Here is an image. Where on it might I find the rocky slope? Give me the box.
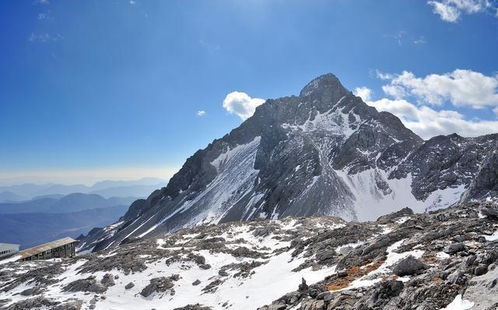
[79,73,498,252]
[1,202,497,309]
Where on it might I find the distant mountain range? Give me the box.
[0,205,129,249]
[0,193,135,214]
[0,178,167,202]
[0,192,141,248]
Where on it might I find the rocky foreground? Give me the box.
[1,202,498,310]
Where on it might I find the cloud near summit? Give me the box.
[223,91,265,120]
[355,69,498,139]
[379,69,498,109]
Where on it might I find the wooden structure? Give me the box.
[0,243,20,259]
[19,237,78,261]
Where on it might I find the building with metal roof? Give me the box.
[19,237,78,261]
[0,243,20,259]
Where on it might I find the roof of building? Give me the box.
[19,237,78,259]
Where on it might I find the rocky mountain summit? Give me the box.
[1,202,497,309]
[78,73,498,253]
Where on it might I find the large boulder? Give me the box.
[392,256,427,276]
[444,243,467,255]
[100,273,115,287]
[371,280,404,304]
[172,305,212,310]
[63,276,107,294]
[140,275,179,297]
[482,207,498,220]
[377,207,414,223]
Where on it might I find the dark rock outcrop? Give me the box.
[392,256,427,276]
[63,276,107,294]
[140,275,179,297]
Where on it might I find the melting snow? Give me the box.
[440,294,474,310]
[436,251,451,260]
[484,231,498,241]
[336,169,466,221]
[344,239,424,291]
[395,216,411,224]
[0,255,21,266]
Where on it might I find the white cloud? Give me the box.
[376,71,394,80]
[368,98,420,121]
[384,31,427,46]
[38,12,50,20]
[363,93,498,139]
[428,0,495,22]
[29,32,62,43]
[222,91,265,120]
[382,84,407,99]
[429,1,461,21]
[129,0,136,4]
[353,87,372,102]
[196,110,206,117]
[364,69,498,138]
[379,69,498,109]
[413,37,427,45]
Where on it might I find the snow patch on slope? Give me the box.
[336,169,466,221]
[0,255,21,266]
[180,136,262,226]
[484,231,498,241]
[0,219,342,310]
[440,294,474,310]
[342,239,424,291]
[211,138,260,172]
[281,106,360,140]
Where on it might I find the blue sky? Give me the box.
[0,0,497,184]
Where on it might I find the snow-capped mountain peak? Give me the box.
[79,73,498,253]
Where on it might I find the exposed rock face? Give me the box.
[463,149,498,201]
[63,276,107,294]
[100,273,115,287]
[392,133,498,202]
[392,256,427,276]
[1,202,497,309]
[74,73,497,252]
[139,275,179,297]
[173,305,212,310]
[376,207,414,224]
[4,297,83,310]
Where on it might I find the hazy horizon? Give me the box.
[0,174,172,187]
